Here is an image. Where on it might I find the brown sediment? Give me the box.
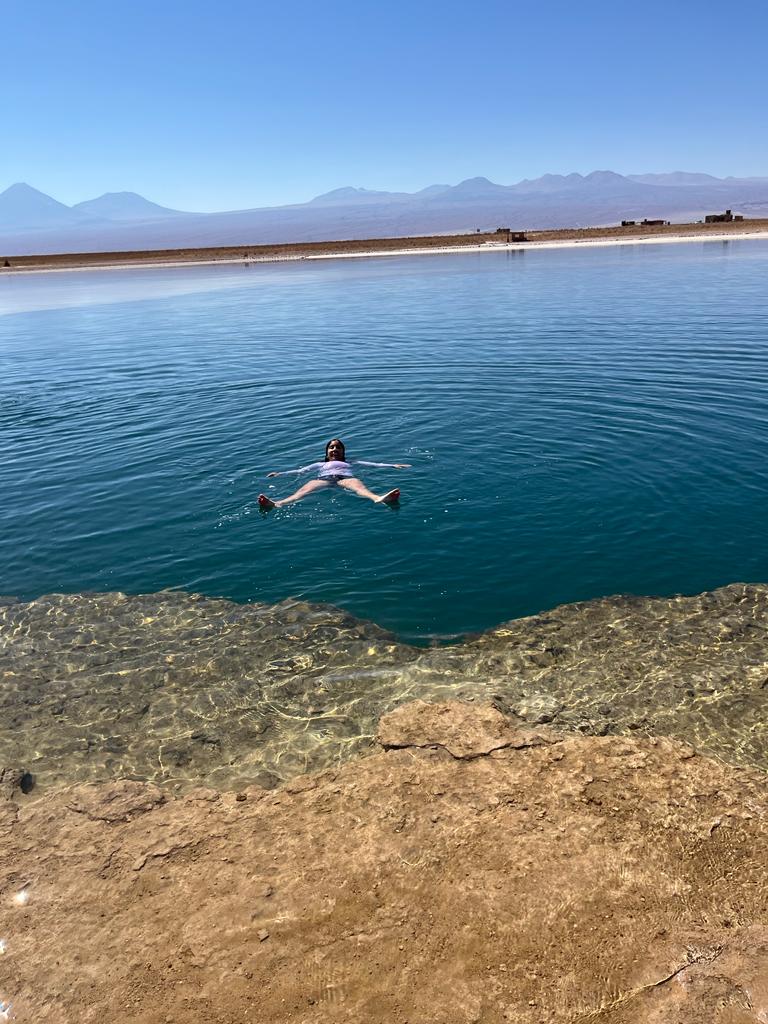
[2,219,768,273]
[1,699,767,1023]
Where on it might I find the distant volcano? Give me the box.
[72,192,186,221]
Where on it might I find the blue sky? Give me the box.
[3,0,767,211]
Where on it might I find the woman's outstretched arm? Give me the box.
[352,460,412,470]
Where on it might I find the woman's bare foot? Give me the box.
[258,493,276,510]
[378,488,400,505]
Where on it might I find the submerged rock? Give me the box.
[0,700,765,1023]
[510,693,564,724]
[0,768,35,799]
[0,583,767,789]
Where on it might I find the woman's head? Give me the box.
[325,438,346,461]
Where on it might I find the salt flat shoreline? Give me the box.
[310,229,768,261]
[3,224,768,276]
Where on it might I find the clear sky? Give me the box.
[3,0,767,211]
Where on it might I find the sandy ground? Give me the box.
[2,220,768,276]
[1,700,767,1024]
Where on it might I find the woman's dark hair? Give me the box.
[324,438,346,461]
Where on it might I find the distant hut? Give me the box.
[495,227,528,242]
[704,209,743,223]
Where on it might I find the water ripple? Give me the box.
[1,240,767,637]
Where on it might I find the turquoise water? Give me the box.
[2,240,767,640]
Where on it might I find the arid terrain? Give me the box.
[2,218,768,273]
[1,700,766,1023]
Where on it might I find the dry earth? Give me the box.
[1,700,766,1023]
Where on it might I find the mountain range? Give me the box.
[2,171,767,256]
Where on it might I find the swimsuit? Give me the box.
[272,459,400,481]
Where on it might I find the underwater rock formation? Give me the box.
[0,700,766,1023]
[1,583,767,788]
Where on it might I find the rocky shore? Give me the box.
[1,699,767,1023]
[2,586,767,1020]
[1,584,766,790]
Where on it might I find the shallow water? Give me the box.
[2,240,768,640]
[1,584,766,789]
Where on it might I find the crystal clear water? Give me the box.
[2,240,767,640]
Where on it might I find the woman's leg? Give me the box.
[338,478,400,504]
[259,479,330,509]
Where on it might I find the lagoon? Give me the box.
[1,239,767,641]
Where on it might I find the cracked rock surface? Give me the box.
[1,700,766,1023]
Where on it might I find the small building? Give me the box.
[495,227,527,242]
[641,218,669,226]
[704,209,743,223]
[621,220,636,227]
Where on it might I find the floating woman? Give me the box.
[258,438,410,509]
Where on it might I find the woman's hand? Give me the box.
[266,472,279,478]
[394,464,411,469]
